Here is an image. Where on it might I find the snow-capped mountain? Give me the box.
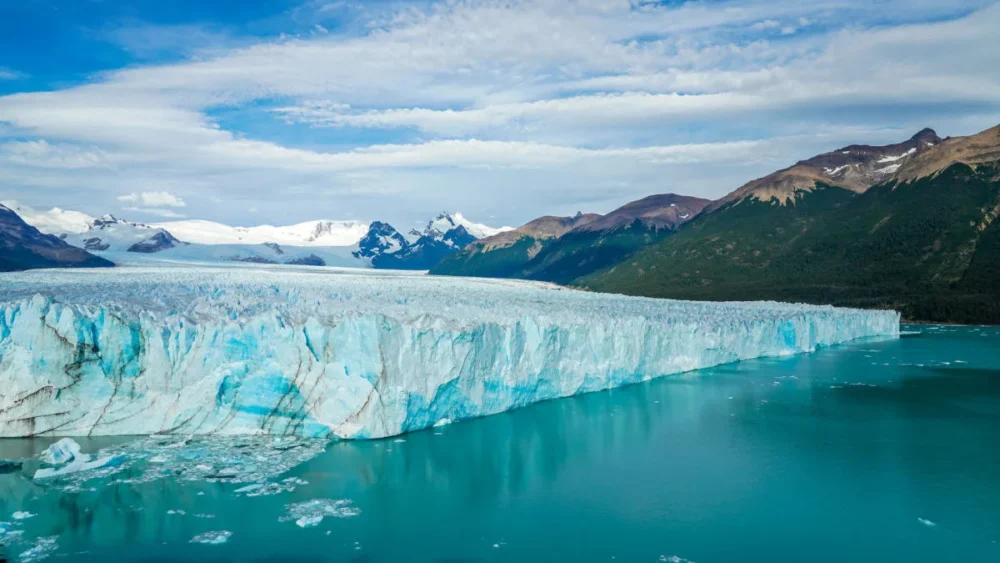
[1,200,96,235]
[70,214,182,253]
[354,212,503,269]
[424,211,512,240]
[7,203,504,270]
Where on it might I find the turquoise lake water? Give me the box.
[1,325,998,562]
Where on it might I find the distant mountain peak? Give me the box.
[910,128,940,143]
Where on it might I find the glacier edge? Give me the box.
[0,266,900,439]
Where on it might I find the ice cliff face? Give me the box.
[0,266,899,439]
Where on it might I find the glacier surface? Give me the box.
[0,265,899,439]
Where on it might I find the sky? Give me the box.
[1,0,999,229]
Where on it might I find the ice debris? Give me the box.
[12,511,35,520]
[19,536,58,562]
[234,477,309,497]
[918,518,937,527]
[280,499,360,528]
[31,435,325,495]
[189,531,232,545]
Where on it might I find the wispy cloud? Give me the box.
[117,191,187,208]
[0,67,22,80]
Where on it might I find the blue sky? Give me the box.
[1,0,999,228]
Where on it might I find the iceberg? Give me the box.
[33,438,125,479]
[0,265,899,439]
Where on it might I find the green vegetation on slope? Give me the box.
[433,221,676,284]
[581,163,1000,324]
[431,236,552,278]
[520,221,673,284]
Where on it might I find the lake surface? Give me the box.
[1,325,997,562]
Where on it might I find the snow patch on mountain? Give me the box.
[877,148,917,163]
[151,219,370,247]
[426,212,513,239]
[0,201,96,235]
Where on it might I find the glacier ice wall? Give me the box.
[0,265,899,439]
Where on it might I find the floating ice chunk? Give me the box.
[296,515,324,528]
[280,499,360,528]
[41,438,83,465]
[0,521,13,535]
[34,453,125,480]
[167,509,186,516]
[35,437,125,480]
[234,476,308,497]
[12,511,35,520]
[918,518,936,527]
[190,531,232,545]
[19,536,58,562]
[433,418,452,427]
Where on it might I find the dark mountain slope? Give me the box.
[0,204,114,272]
[431,213,599,278]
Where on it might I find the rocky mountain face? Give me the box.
[357,213,482,270]
[0,204,113,271]
[432,195,708,282]
[352,221,411,262]
[708,128,943,211]
[126,230,184,253]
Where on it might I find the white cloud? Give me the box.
[0,67,21,80]
[117,191,187,207]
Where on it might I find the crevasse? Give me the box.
[0,266,899,439]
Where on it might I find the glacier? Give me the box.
[0,265,899,439]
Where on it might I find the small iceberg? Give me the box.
[190,530,232,545]
[918,518,937,527]
[279,499,360,528]
[12,511,35,520]
[34,438,125,480]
